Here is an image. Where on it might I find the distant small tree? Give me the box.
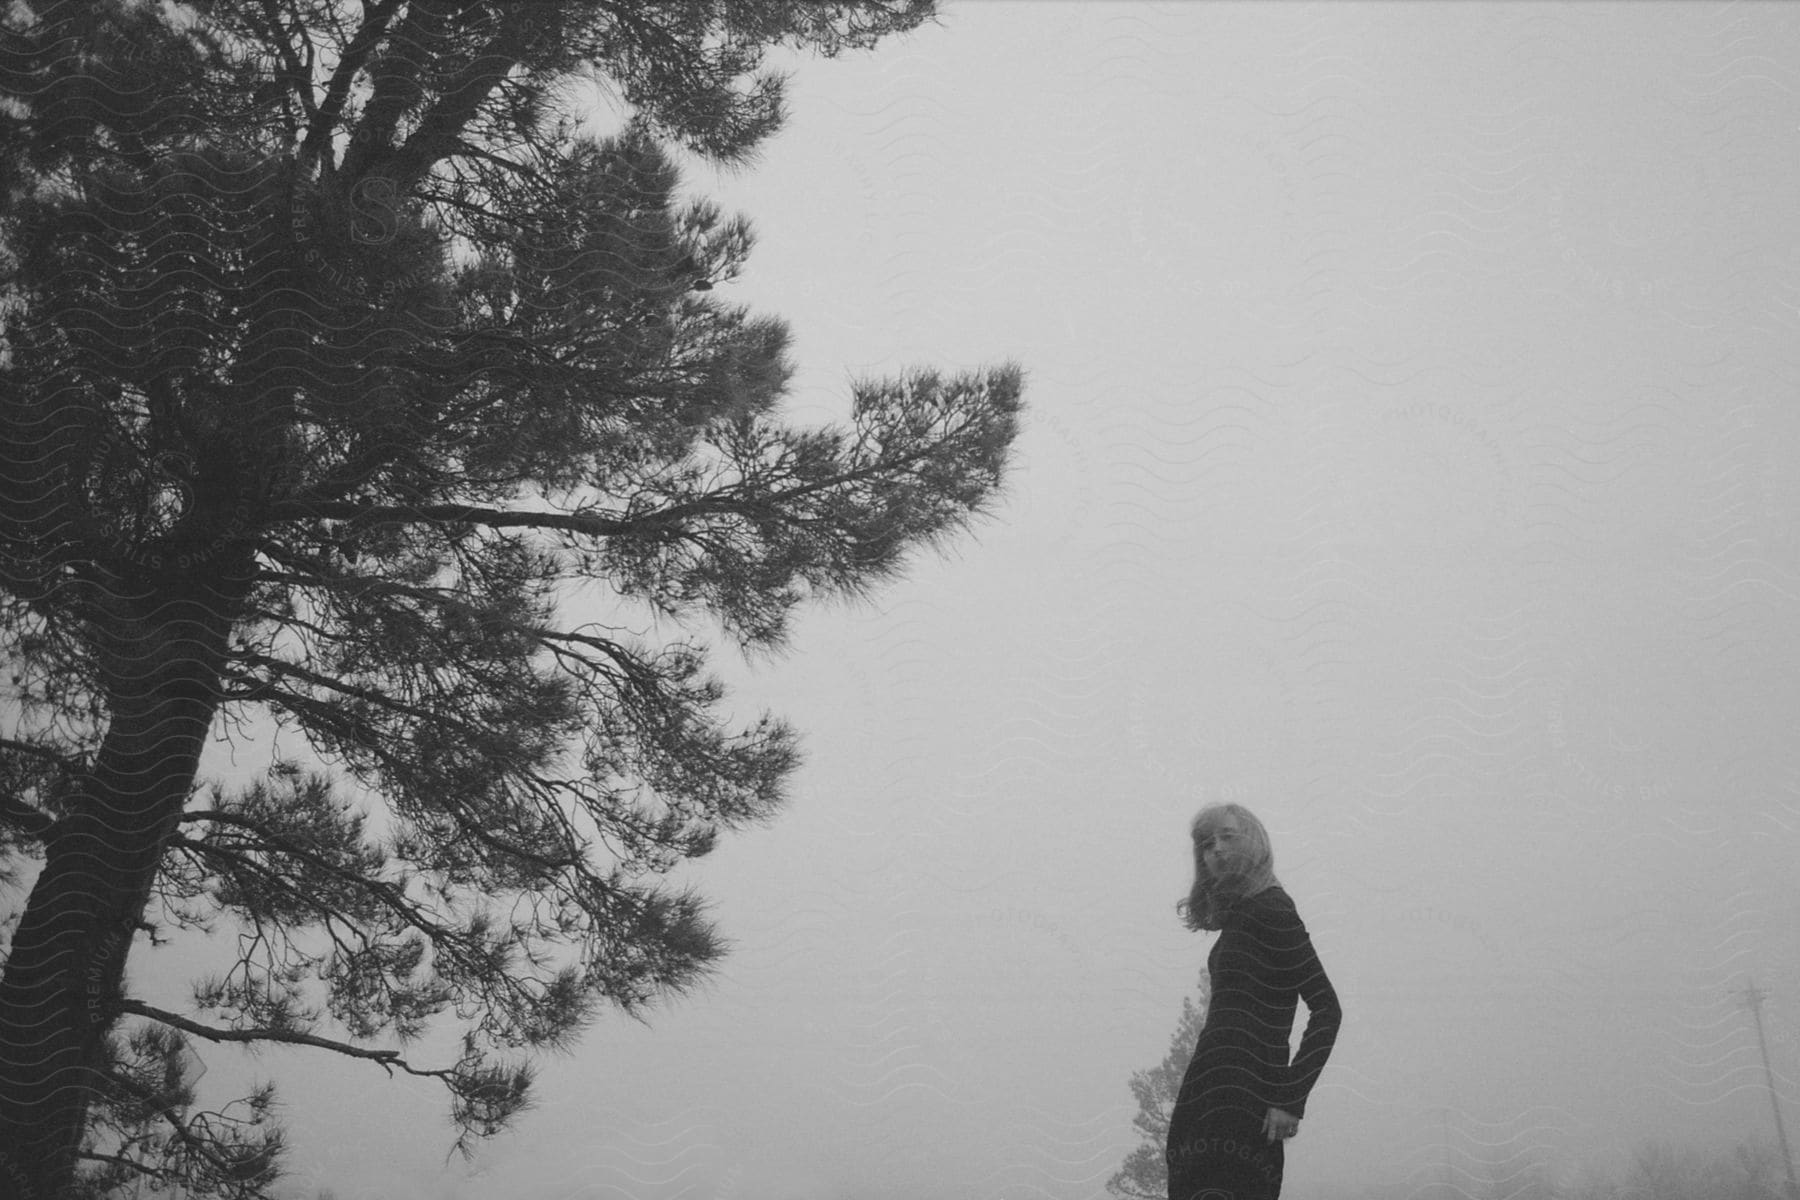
[1476,1147,1559,1200]
[1616,1138,1784,1200]
[1732,1139,1787,1199]
[1629,1139,1709,1200]
[1564,1164,1621,1200]
[1107,974,1209,1200]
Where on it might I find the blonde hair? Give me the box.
[1176,803,1280,931]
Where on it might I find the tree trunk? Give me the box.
[0,583,237,1198]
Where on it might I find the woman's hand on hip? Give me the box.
[1262,1106,1300,1141]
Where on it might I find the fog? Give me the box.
[151,3,1800,1197]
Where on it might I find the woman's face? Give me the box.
[1196,816,1246,877]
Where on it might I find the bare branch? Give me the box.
[119,999,407,1072]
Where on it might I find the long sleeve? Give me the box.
[1271,901,1340,1118]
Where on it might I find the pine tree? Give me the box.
[1108,975,1210,1200]
[0,2,1020,1195]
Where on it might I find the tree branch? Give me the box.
[119,998,407,1071]
[232,647,496,735]
[269,499,634,535]
[300,0,407,170]
[387,27,531,195]
[174,813,447,945]
[0,793,56,840]
[254,0,316,124]
[0,735,89,777]
[0,737,81,839]
[74,1147,178,1182]
[96,1064,249,1176]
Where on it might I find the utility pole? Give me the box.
[1437,1105,1452,1200]
[1739,980,1800,1200]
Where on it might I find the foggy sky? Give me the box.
[148,3,1800,1197]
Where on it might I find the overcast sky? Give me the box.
[147,3,1800,1197]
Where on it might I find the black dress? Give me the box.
[1166,886,1341,1200]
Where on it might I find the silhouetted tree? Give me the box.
[1108,974,1210,1200]
[0,1,1022,1196]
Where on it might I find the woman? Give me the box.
[1166,804,1341,1200]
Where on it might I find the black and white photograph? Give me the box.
[2,3,1799,1198]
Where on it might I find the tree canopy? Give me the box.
[0,1,1020,1195]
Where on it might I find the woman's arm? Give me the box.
[1245,895,1346,1122]
[1265,896,1342,1119]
